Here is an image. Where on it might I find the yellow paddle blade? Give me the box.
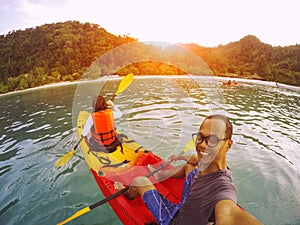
[57,206,90,225]
[115,73,134,96]
[55,149,75,167]
[183,139,195,153]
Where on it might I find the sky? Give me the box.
[0,0,299,47]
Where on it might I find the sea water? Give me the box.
[0,76,299,225]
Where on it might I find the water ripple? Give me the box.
[0,77,299,225]
[0,198,19,217]
[26,124,52,133]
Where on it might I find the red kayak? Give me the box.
[77,110,185,224]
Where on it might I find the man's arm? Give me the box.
[150,164,186,180]
[168,154,198,166]
[150,154,198,180]
[215,200,263,225]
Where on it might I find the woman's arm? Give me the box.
[107,100,122,119]
[82,116,93,137]
[112,105,122,119]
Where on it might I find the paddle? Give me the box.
[111,73,134,101]
[55,73,134,167]
[56,139,195,225]
[54,136,84,167]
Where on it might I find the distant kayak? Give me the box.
[77,110,185,224]
[222,80,239,86]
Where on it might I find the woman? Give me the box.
[82,95,122,153]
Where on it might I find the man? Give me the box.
[118,114,263,225]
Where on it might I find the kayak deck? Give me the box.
[77,111,185,224]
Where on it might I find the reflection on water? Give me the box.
[0,76,299,225]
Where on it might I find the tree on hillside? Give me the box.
[0,24,299,94]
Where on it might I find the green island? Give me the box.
[0,21,299,94]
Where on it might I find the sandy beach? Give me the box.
[1,75,298,98]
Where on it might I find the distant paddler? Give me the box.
[222,80,239,86]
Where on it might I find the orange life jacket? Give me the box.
[90,109,116,146]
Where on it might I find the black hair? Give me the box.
[204,114,233,139]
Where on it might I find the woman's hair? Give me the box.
[92,95,107,112]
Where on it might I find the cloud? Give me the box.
[0,0,27,33]
[0,0,69,33]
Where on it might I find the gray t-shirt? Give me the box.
[171,169,237,225]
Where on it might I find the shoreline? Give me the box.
[1,75,299,97]
[0,81,81,97]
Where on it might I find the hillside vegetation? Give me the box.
[182,36,300,85]
[0,21,299,93]
[0,21,136,93]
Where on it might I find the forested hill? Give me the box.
[0,21,136,93]
[0,21,299,94]
[181,35,300,86]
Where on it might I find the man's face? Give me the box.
[195,118,231,166]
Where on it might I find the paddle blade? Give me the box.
[57,206,90,225]
[55,149,75,167]
[115,73,134,96]
[183,139,195,153]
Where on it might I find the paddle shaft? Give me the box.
[74,136,84,150]
[91,150,185,209]
[90,186,129,210]
[57,160,171,224]
[57,148,190,224]
[110,94,117,102]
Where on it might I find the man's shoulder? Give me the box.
[185,168,198,180]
